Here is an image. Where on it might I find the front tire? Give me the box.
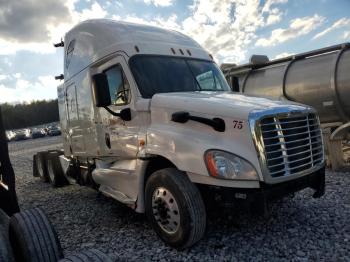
[145,168,206,249]
[59,249,113,262]
[9,208,63,262]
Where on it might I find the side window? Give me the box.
[196,70,224,91]
[66,85,78,121]
[196,71,215,90]
[104,65,131,106]
[65,39,75,69]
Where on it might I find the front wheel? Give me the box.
[145,168,206,249]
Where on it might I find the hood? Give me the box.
[151,91,309,120]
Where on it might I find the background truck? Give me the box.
[35,19,325,249]
[221,43,350,170]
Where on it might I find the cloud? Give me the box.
[0,0,289,62]
[0,0,71,43]
[182,0,292,62]
[0,75,58,103]
[262,0,287,25]
[274,52,294,59]
[256,15,325,47]
[0,75,8,81]
[313,18,350,40]
[144,0,175,7]
[262,0,288,13]
[116,0,288,63]
[265,8,283,25]
[119,13,181,31]
[75,2,108,20]
[0,1,108,55]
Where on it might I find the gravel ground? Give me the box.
[8,136,350,261]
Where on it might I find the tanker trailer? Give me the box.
[222,43,350,169]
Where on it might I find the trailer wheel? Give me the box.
[9,208,63,262]
[36,152,49,182]
[0,209,14,262]
[59,249,113,262]
[145,168,206,249]
[47,152,69,187]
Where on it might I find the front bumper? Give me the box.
[234,165,325,202]
[202,165,325,211]
[259,165,325,200]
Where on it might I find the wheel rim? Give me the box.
[152,187,180,234]
[36,157,44,178]
[47,160,55,183]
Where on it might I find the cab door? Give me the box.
[98,56,139,158]
[66,83,85,155]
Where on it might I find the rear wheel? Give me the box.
[35,152,49,182]
[9,208,63,262]
[47,151,69,187]
[59,249,113,262]
[145,168,206,249]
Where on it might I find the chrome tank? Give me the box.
[223,43,350,124]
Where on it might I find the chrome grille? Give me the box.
[260,113,323,178]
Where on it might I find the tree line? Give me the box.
[0,100,59,130]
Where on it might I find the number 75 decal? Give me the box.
[233,120,243,129]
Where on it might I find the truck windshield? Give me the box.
[129,56,230,98]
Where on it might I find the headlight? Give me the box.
[204,150,258,180]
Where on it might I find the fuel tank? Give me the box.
[222,43,350,125]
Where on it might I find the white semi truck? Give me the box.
[35,19,326,249]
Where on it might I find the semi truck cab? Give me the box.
[54,19,325,249]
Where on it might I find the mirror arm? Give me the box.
[103,107,132,121]
[103,106,121,117]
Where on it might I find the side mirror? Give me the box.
[92,73,111,107]
[119,108,132,121]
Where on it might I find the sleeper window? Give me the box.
[104,65,131,106]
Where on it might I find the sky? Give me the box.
[0,0,349,104]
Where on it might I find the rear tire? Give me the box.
[36,152,49,182]
[9,208,63,262]
[59,249,113,262]
[33,154,40,177]
[145,168,206,249]
[47,151,69,187]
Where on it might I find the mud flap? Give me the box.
[310,166,326,198]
